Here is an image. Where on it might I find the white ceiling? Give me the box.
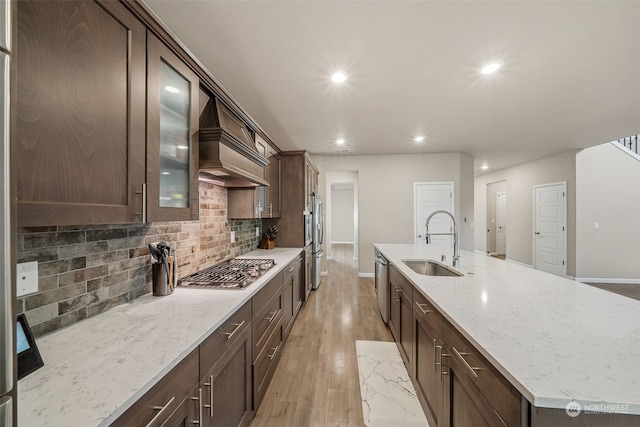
[144,0,640,174]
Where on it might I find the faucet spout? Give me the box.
[425,210,460,268]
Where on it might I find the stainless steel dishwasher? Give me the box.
[374,250,389,323]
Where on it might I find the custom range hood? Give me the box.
[199,98,269,187]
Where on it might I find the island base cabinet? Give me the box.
[200,325,253,427]
[414,319,443,427]
[443,365,501,427]
[530,407,640,427]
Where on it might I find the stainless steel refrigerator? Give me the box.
[312,193,323,289]
[1,0,15,425]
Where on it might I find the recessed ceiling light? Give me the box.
[331,72,347,83]
[164,85,180,93]
[481,164,489,170]
[481,62,502,75]
[336,138,345,145]
[414,136,425,143]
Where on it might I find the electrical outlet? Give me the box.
[17,261,39,297]
[256,227,260,237]
[230,231,236,243]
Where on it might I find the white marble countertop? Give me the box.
[17,247,302,427]
[375,243,640,416]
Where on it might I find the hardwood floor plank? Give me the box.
[251,244,392,426]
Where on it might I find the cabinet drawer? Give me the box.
[253,290,283,361]
[113,348,199,427]
[253,321,283,409]
[282,257,300,283]
[390,264,412,297]
[252,270,283,318]
[444,322,521,427]
[200,301,251,375]
[414,291,444,338]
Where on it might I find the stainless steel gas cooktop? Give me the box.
[178,258,275,289]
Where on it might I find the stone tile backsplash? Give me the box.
[17,182,261,337]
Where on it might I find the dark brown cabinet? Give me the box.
[113,349,200,427]
[15,0,147,226]
[15,0,200,226]
[414,292,445,427]
[389,265,413,368]
[199,301,253,427]
[255,135,281,218]
[283,254,303,339]
[146,33,199,222]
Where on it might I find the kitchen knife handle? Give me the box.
[225,320,245,341]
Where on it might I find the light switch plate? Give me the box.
[17,261,39,297]
[256,227,260,237]
[230,231,236,243]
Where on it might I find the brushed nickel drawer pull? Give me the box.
[146,396,175,427]
[493,409,508,427]
[225,320,245,340]
[416,301,432,315]
[433,338,438,371]
[203,375,214,417]
[267,344,280,360]
[452,346,481,378]
[190,387,202,425]
[440,350,450,380]
[266,309,279,323]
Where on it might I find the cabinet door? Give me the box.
[265,146,281,218]
[388,282,400,342]
[292,256,303,317]
[162,385,200,427]
[147,33,199,222]
[201,325,253,427]
[282,270,294,339]
[399,286,413,368]
[415,314,443,427]
[228,188,261,219]
[443,362,501,427]
[16,0,146,226]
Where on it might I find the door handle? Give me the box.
[534,232,540,235]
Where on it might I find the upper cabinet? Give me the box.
[146,33,199,222]
[15,0,147,227]
[14,1,201,226]
[255,134,281,218]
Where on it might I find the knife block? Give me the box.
[259,237,275,250]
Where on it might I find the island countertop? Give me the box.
[17,247,303,427]
[375,243,640,416]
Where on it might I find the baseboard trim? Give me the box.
[359,272,374,278]
[505,259,533,268]
[331,241,354,245]
[575,277,640,285]
[474,250,489,255]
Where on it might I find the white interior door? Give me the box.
[496,192,507,255]
[534,182,566,276]
[414,182,454,247]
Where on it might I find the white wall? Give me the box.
[319,153,473,275]
[331,186,355,243]
[576,143,640,282]
[474,150,577,276]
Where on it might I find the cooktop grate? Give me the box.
[178,258,276,289]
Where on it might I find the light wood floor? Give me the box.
[583,282,640,301]
[250,244,392,427]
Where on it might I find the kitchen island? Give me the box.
[375,243,640,425]
[17,248,302,427]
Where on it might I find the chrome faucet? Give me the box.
[425,210,460,268]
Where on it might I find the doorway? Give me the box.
[413,182,454,247]
[485,181,507,256]
[533,181,567,277]
[326,171,359,261]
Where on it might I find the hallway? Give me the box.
[251,244,392,426]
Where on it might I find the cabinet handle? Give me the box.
[440,350,450,380]
[267,344,280,360]
[395,287,401,302]
[433,338,438,372]
[266,309,280,323]
[135,183,147,223]
[416,301,432,315]
[268,203,273,217]
[452,347,482,378]
[146,396,175,427]
[203,375,214,418]
[190,387,203,425]
[225,320,245,341]
[493,409,509,427]
[288,266,295,273]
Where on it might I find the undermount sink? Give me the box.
[402,259,464,277]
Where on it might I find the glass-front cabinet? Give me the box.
[147,33,199,221]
